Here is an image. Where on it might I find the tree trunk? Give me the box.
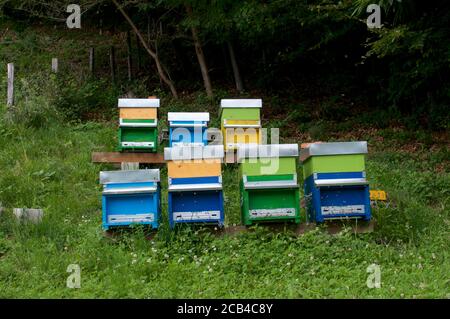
[126,30,133,81]
[112,0,178,98]
[185,5,213,98]
[135,33,141,73]
[109,46,116,84]
[227,41,244,92]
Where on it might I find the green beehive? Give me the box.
[118,98,160,152]
[300,142,367,178]
[238,144,301,225]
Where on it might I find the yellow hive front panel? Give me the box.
[222,127,261,150]
[120,108,157,120]
[167,160,222,178]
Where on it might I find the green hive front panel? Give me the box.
[220,108,260,121]
[119,127,157,152]
[300,142,368,178]
[237,144,301,225]
[240,157,297,176]
[302,154,366,179]
[241,179,300,226]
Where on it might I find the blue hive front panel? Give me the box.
[168,190,224,227]
[169,123,208,147]
[304,172,371,222]
[102,184,160,230]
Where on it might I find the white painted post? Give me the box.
[52,58,58,73]
[7,63,14,107]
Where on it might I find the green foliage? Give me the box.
[354,0,450,129]
[3,74,61,128]
[55,76,119,122]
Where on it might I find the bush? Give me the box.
[55,76,119,122]
[3,74,61,129]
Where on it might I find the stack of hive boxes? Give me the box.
[168,112,210,147]
[165,145,225,228]
[220,99,262,152]
[300,141,372,222]
[237,144,301,225]
[118,98,160,152]
[99,169,161,230]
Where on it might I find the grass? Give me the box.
[0,106,448,298]
[0,19,448,299]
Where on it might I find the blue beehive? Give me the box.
[300,142,372,222]
[100,169,161,230]
[164,145,224,228]
[168,112,210,147]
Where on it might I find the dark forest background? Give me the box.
[1,0,449,130]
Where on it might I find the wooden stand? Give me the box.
[92,152,165,164]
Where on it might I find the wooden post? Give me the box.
[89,47,95,75]
[109,46,116,84]
[7,63,14,107]
[51,58,58,73]
[126,30,133,81]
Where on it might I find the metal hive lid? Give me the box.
[220,99,262,109]
[118,98,160,108]
[100,169,160,184]
[237,144,299,162]
[164,145,224,161]
[299,141,368,162]
[168,112,210,122]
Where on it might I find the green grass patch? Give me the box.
[0,116,448,298]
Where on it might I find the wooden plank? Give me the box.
[7,63,14,107]
[227,220,374,235]
[92,152,165,164]
[167,160,221,178]
[102,219,374,237]
[323,220,375,234]
[163,220,374,238]
[120,108,157,119]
